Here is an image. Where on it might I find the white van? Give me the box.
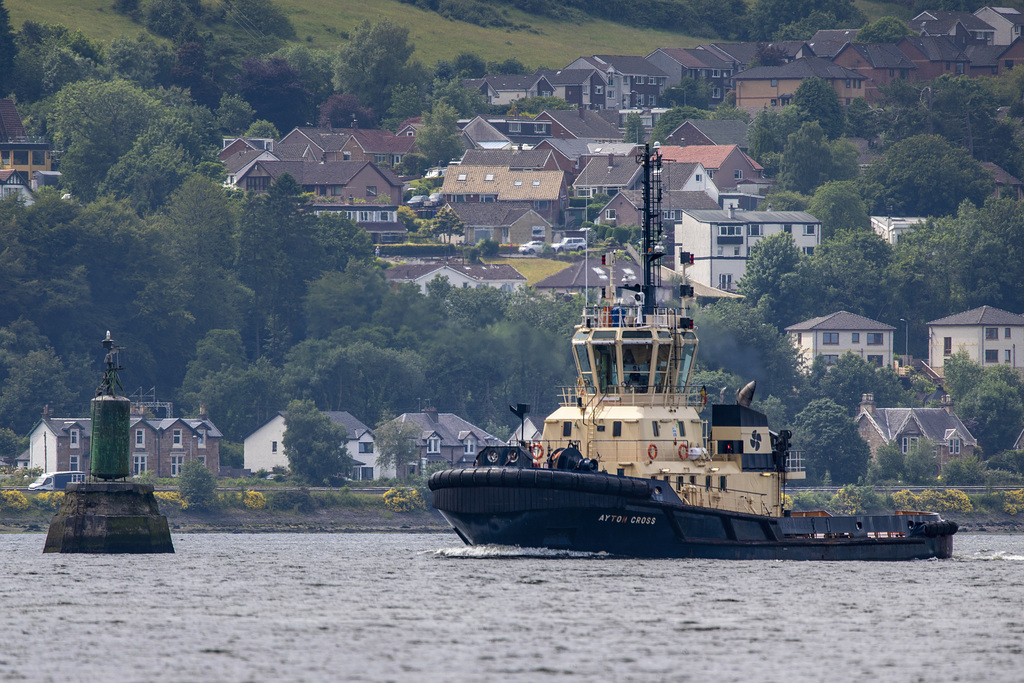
[28,471,86,491]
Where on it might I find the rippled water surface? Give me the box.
[2,532,1022,682]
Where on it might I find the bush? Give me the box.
[0,490,30,512]
[1002,489,1024,515]
[243,490,267,510]
[891,489,919,510]
[917,489,973,513]
[34,491,64,511]
[268,489,315,513]
[177,460,217,510]
[828,485,868,514]
[383,487,426,512]
[154,491,184,510]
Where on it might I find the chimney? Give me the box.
[42,404,49,417]
[940,394,954,415]
[860,393,875,415]
[424,407,439,423]
[727,205,735,219]
[199,403,208,420]
[607,152,614,168]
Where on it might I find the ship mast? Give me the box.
[637,143,664,316]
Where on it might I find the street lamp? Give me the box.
[899,318,908,363]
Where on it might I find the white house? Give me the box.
[785,311,896,371]
[870,215,928,245]
[243,411,388,480]
[927,305,1024,375]
[974,7,1024,45]
[675,208,821,292]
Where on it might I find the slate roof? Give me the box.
[324,411,372,440]
[669,120,750,148]
[785,311,895,332]
[39,415,223,439]
[614,188,720,211]
[460,148,554,169]
[965,44,1006,67]
[840,43,917,69]
[0,99,27,140]
[248,160,401,187]
[446,201,546,227]
[734,56,864,81]
[649,47,730,70]
[927,305,1024,326]
[699,43,760,67]
[981,161,1023,187]
[580,55,667,77]
[534,256,643,290]
[391,411,506,452]
[283,128,352,152]
[576,155,643,188]
[859,407,977,446]
[898,35,968,61]
[810,29,860,43]
[538,68,602,85]
[539,109,622,141]
[464,73,544,91]
[460,116,511,148]
[385,263,526,284]
[222,148,275,174]
[911,11,994,33]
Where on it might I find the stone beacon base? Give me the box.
[43,482,175,554]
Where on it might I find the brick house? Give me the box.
[645,47,735,104]
[975,6,1024,46]
[831,43,917,103]
[533,109,623,142]
[0,99,53,176]
[658,144,763,191]
[232,159,403,203]
[445,201,552,243]
[856,393,977,474]
[379,408,505,473]
[440,164,567,225]
[896,36,969,80]
[277,127,416,168]
[535,68,610,110]
[26,407,221,477]
[662,120,750,152]
[462,73,555,105]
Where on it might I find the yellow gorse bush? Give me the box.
[892,489,919,510]
[0,490,30,512]
[35,491,64,510]
[243,490,266,510]
[1002,489,1024,515]
[828,486,864,515]
[383,487,426,513]
[154,491,185,509]
[892,489,973,513]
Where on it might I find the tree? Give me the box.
[650,106,708,143]
[105,34,174,90]
[509,96,570,115]
[318,93,375,129]
[0,0,15,97]
[862,134,994,217]
[856,16,909,44]
[452,52,486,78]
[234,57,312,133]
[805,353,910,415]
[416,102,463,166]
[869,441,905,483]
[748,0,865,41]
[228,0,295,39]
[177,458,217,510]
[793,77,845,139]
[800,229,893,320]
[0,347,79,435]
[661,78,713,110]
[0,426,26,464]
[904,440,937,485]
[623,112,645,144]
[747,105,802,167]
[806,180,869,238]
[942,456,986,486]
[334,18,421,117]
[374,417,421,479]
[773,10,840,41]
[737,231,808,329]
[216,93,255,135]
[794,398,871,484]
[431,205,465,243]
[710,104,751,122]
[283,399,350,483]
[244,119,280,139]
[779,121,835,194]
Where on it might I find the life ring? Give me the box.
[677,441,689,460]
[647,443,658,461]
[531,443,544,466]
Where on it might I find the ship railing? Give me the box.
[558,384,704,408]
[784,450,805,473]
[581,306,684,329]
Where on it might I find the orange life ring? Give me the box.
[531,443,544,466]
[678,441,689,460]
[647,443,657,460]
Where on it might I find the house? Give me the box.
[0,99,53,175]
[311,203,408,244]
[459,116,512,150]
[277,127,416,168]
[459,148,563,173]
[219,137,275,160]
[573,154,643,198]
[981,161,1024,200]
[533,139,642,179]
[564,55,669,108]
[658,144,763,192]
[896,36,969,80]
[0,169,31,203]
[440,164,567,225]
[231,160,403,204]
[445,201,553,243]
[533,255,648,299]
[805,29,861,58]
[732,56,867,109]
[697,43,760,75]
[910,10,996,46]
[856,393,977,473]
[243,411,385,480]
[831,43,917,103]
[222,147,279,187]
[536,68,610,109]
[533,109,623,142]
[462,73,554,105]
[645,47,735,103]
[384,262,527,293]
[511,416,544,443]
[927,305,1024,375]
[662,120,750,151]
[870,215,928,245]
[31,170,61,191]
[975,6,1024,45]
[381,408,505,472]
[26,406,221,476]
[785,311,896,370]
[458,116,554,148]
[675,207,821,292]
[598,161,720,228]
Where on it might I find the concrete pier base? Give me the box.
[43,482,174,554]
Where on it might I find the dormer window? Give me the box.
[70,429,79,448]
[197,429,207,448]
[464,436,477,456]
[427,436,441,454]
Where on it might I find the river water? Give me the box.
[1,532,1021,682]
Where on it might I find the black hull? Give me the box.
[429,468,956,561]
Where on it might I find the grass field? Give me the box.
[485,257,571,286]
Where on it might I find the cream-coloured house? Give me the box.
[870,215,928,245]
[927,305,1024,375]
[243,411,387,480]
[785,311,896,371]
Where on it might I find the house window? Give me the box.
[457,174,467,181]
[343,151,352,161]
[867,333,883,345]
[133,454,147,475]
[532,225,545,238]
[707,170,713,178]
[783,224,792,233]
[770,79,778,87]
[508,122,521,133]
[427,436,440,454]
[583,85,590,96]
[851,333,860,343]
[949,437,961,455]
[823,333,839,345]
[637,94,645,106]
[901,436,918,454]
[358,441,373,453]
[606,209,616,220]
[366,186,377,197]
[464,436,477,456]
[1006,60,1015,70]
[846,79,852,88]
[1006,350,1012,363]
[197,429,206,448]
[271,441,278,453]
[718,225,741,236]
[136,429,145,448]
[718,274,732,290]
[822,354,839,366]
[173,429,183,448]
[867,355,883,366]
[748,225,761,236]
[986,327,998,340]
[171,455,184,477]
[733,247,740,256]
[69,454,79,471]
[955,63,964,74]
[695,174,701,182]
[359,211,371,222]
[484,174,495,181]
[70,429,79,448]
[986,349,999,363]
[888,69,894,78]
[734,169,743,180]
[802,246,815,255]
[1006,328,1012,339]
[943,337,952,355]
[358,466,374,480]
[595,86,603,95]
[713,88,721,99]
[375,153,387,164]
[803,224,816,236]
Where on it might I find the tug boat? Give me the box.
[428,145,957,560]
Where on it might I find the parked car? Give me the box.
[428,192,443,205]
[28,471,86,491]
[553,237,587,253]
[517,241,546,255]
[407,195,426,207]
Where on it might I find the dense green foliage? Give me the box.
[282,399,350,483]
[177,458,217,509]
